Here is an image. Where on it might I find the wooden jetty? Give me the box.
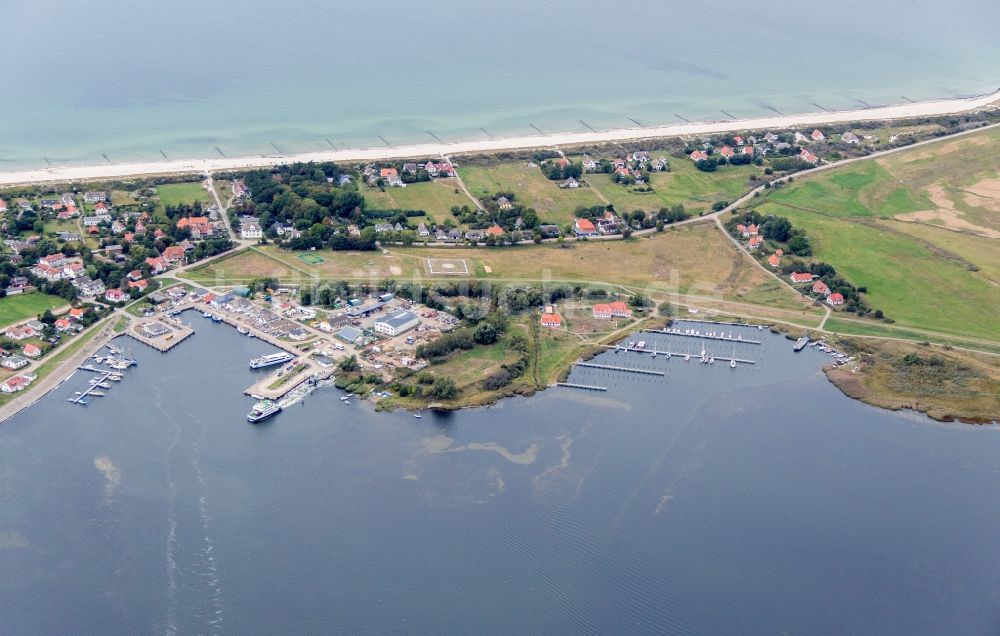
[557,382,608,392]
[68,368,116,404]
[613,347,756,364]
[575,362,665,376]
[642,328,762,345]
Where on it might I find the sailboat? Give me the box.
[651,343,657,358]
[730,346,737,368]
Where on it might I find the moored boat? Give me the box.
[247,399,282,423]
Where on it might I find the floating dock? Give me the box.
[575,362,665,376]
[68,369,117,404]
[615,347,756,365]
[125,319,194,352]
[642,328,762,345]
[557,382,608,391]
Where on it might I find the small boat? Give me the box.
[236,325,249,335]
[413,414,422,419]
[212,315,223,323]
[90,391,106,397]
[202,311,212,318]
[340,396,350,402]
[730,358,737,368]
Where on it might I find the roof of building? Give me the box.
[376,309,418,330]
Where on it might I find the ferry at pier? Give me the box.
[247,399,282,423]
[249,351,295,369]
[794,336,810,352]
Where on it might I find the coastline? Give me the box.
[1,91,997,187]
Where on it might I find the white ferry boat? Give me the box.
[247,399,282,423]
[249,352,295,369]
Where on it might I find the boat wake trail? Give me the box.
[158,387,224,635]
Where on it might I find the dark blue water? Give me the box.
[2,0,998,169]
[1,318,999,634]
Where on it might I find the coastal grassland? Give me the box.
[754,126,1000,342]
[184,226,818,318]
[186,248,303,284]
[823,317,1000,355]
[0,292,68,327]
[826,338,1000,423]
[155,181,211,207]
[363,180,472,218]
[458,163,604,224]
[110,189,140,207]
[582,160,761,214]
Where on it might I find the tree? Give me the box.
[431,376,457,399]
[787,234,812,256]
[338,355,359,372]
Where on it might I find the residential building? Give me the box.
[540,313,562,328]
[811,129,825,141]
[827,292,845,306]
[841,131,860,144]
[1,374,35,393]
[83,191,106,203]
[574,218,598,237]
[789,272,815,283]
[240,218,263,240]
[23,343,42,358]
[2,356,29,371]
[690,150,708,162]
[592,301,633,319]
[811,280,831,296]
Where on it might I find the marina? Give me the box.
[66,352,135,405]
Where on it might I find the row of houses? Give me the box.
[573,211,624,237]
[788,272,845,306]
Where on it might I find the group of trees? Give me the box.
[727,211,812,256]
[540,159,583,181]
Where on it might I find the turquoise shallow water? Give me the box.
[0,0,998,170]
[1,317,999,633]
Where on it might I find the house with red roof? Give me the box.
[540,313,562,328]
[719,145,735,159]
[1,374,35,393]
[748,236,763,250]
[145,256,168,274]
[105,289,128,302]
[811,129,825,141]
[827,292,845,306]
[127,269,143,281]
[69,307,84,320]
[153,228,165,239]
[485,225,504,237]
[5,325,36,340]
[574,218,598,237]
[733,135,744,146]
[54,318,72,331]
[690,150,708,162]
[742,145,754,156]
[811,280,831,296]
[128,279,149,291]
[135,221,146,234]
[767,253,781,268]
[592,301,633,319]
[789,272,815,284]
[87,225,100,235]
[23,343,42,358]
[162,246,186,262]
[0,199,7,212]
[800,148,819,163]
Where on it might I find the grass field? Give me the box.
[186,224,815,318]
[581,159,760,215]
[459,163,604,224]
[156,181,212,208]
[0,293,69,328]
[363,180,472,220]
[754,126,1000,342]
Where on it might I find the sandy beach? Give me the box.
[1,91,997,186]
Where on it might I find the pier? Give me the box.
[557,382,608,392]
[68,367,118,404]
[125,318,195,352]
[575,362,664,376]
[642,328,762,345]
[610,348,757,364]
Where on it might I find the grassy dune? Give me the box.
[757,126,1000,342]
